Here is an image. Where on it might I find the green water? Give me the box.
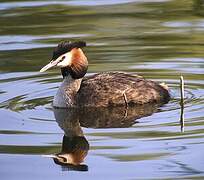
[0,0,204,179]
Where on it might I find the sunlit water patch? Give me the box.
[0,34,90,51]
[0,0,171,10]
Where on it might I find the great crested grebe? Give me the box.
[40,41,170,108]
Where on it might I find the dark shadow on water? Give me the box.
[78,104,159,128]
[51,104,160,171]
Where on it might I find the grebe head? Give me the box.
[40,41,88,79]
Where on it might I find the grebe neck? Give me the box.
[61,67,70,79]
[53,74,82,108]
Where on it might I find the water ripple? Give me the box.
[0,34,90,51]
[0,0,170,10]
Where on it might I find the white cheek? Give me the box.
[57,60,69,67]
[57,53,72,67]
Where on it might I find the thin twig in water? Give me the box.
[180,76,185,132]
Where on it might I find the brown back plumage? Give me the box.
[77,72,170,107]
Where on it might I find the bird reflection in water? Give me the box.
[52,108,89,171]
[50,103,160,171]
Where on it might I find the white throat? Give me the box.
[53,75,82,108]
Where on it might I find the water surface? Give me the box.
[0,0,204,179]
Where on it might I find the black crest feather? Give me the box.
[52,41,86,60]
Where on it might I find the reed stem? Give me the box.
[180,76,184,132]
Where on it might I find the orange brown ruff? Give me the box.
[69,48,88,79]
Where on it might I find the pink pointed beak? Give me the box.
[39,60,58,72]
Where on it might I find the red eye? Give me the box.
[59,56,65,62]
